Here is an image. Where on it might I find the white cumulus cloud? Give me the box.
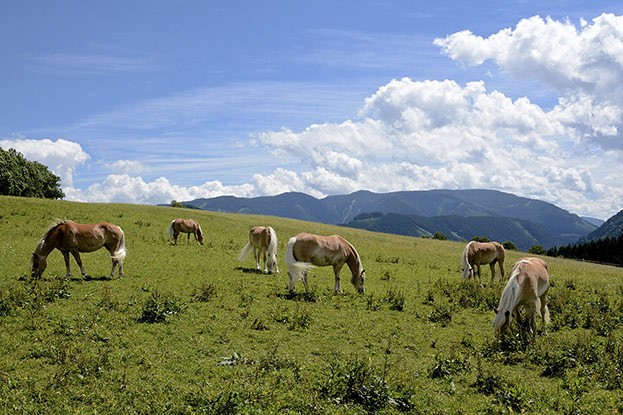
[0,138,90,186]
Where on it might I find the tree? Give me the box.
[528,245,546,255]
[0,148,65,199]
[433,231,447,240]
[502,241,518,251]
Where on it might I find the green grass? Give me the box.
[1,195,623,413]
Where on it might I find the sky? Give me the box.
[2,1,623,220]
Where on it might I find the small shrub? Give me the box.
[251,318,269,331]
[138,291,186,323]
[318,357,390,413]
[386,289,405,311]
[429,351,471,379]
[192,282,217,302]
[366,293,383,311]
[428,303,452,326]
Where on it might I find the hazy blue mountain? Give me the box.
[184,189,597,249]
[580,210,623,243]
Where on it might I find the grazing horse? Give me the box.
[493,257,550,339]
[461,241,506,286]
[168,218,204,245]
[285,232,365,294]
[238,226,279,274]
[31,220,126,279]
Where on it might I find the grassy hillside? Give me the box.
[1,195,623,414]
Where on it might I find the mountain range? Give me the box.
[184,189,603,251]
[580,209,623,243]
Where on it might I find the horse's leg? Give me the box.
[71,251,87,278]
[333,264,344,293]
[173,230,179,245]
[62,251,72,278]
[302,271,309,291]
[476,262,482,286]
[187,232,191,244]
[253,247,260,270]
[262,248,268,273]
[489,262,496,287]
[288,270,295,292]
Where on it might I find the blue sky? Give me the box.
[2,1,623,219]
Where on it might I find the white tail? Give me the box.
[167,220,175,241]
[238,241,253,261]
[285,236,315,283]
[111,228,127,261]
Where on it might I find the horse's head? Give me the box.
[266,254,278,274]
[461,265,473,280]
[31,252,47,278]
[197,228,204,245]
[352,269,365,293]
[493,308,511,338]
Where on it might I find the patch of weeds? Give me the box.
[366,293,383,311]
[288,307,312,331]
[317,357,390,413]
[429,350,471,379]
[493,383,533,413]
[96,285,121,311]
[0,282,28,316]
[428,302,452,326]
[541,349,577,378]
[277,289,318,303]
[472,361,507,395]
[386,289,405,311]
[380,270,394,281]
[251,318,269,331]
[138,290,186,323]
[191,282,217,302]
[26,277,71,312]
[270,306,312,331]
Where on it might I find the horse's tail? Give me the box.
[111,227,127,262]
[238,241,253,261]
[267,226,278,258]
[167,220,175,241]
[285,236,315,282]
[461,241,473,280]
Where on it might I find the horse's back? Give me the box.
[513,257,549,297]
[292,233,349,265]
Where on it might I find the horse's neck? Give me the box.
[345,250,362,276]
[35,235,56,258]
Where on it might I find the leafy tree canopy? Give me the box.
[0,147,65,199]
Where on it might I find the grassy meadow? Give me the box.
[1,195,623,414]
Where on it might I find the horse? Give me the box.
[285,232,365,294]
[238,226,279,274]
[461,241,506,286]
[168,218,204,245]
[31,220,126,279]
[493,257,550,339]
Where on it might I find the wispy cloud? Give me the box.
[29,53,157,75]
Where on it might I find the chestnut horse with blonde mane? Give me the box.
[285,232,365,293]
[493,257,550,339]
[31,220,126,279]
[168,218,204,245]
[461,241,506,286]
[238,226,279,274]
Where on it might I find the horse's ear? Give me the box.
[493,307,498,314]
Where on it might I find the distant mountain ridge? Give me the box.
[185,189,597,250]
[580,209,623,243]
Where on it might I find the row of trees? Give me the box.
[0,148,64,199]
[547,234,623,267]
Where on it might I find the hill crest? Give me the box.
[184,189,597,249]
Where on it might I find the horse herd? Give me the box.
[29,218,550,339]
